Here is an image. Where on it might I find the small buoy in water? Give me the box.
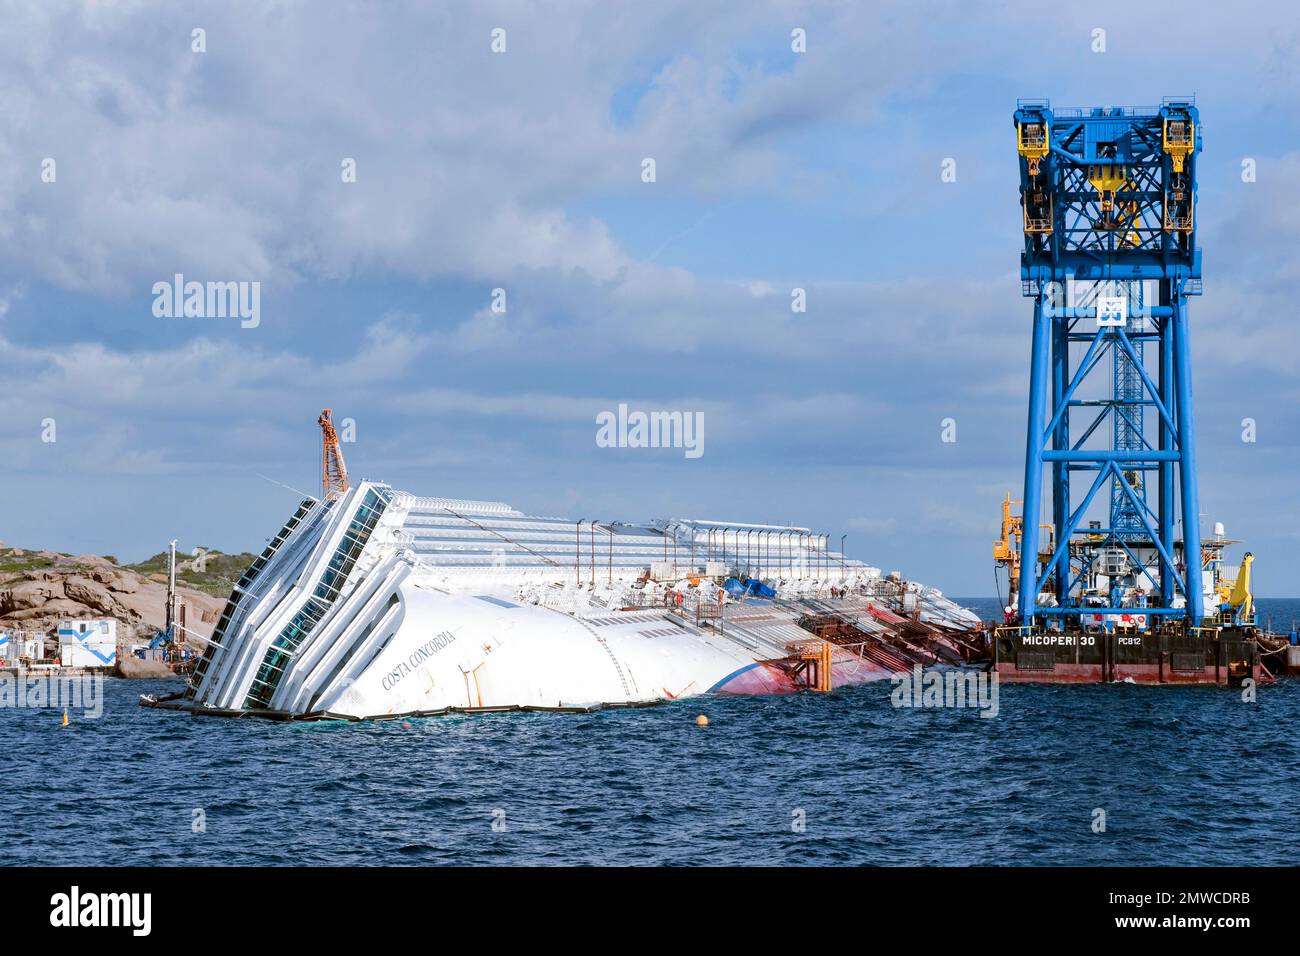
[401,721,413,730]
[695,714,709,727]
[62,710,69,727]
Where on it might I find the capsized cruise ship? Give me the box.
[143,482,983,720]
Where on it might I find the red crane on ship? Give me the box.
[318,409,350,501]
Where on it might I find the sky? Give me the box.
[1,0,1298,596]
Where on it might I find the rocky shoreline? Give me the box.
[0,546,225,659]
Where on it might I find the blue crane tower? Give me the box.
[1012,98,1204,629]
[1111,280,1146,538]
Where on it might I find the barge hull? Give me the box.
[994,627,1264,685]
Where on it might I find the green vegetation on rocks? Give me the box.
[125,548,258,598]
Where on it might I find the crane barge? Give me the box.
[994,98,1287,684]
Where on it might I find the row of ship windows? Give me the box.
[246,489,387,709]
[190,498,317,696]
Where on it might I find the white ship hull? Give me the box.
[153,482,980,720]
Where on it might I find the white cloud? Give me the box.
[4,1,1300,590]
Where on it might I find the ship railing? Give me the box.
[785,638,827,657]
[662,591,725,633]
[994,625,1035,639]
[694,598,724,633]
[1213,609,1239,627]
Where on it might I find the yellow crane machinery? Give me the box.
[993,494,1055,607]
[1017,121,1053,234]
[1017,121,1049,175]
[993,494,1024,580]
[1162,112,1196,233]
[1117,200,1143,248]
[318,408,350,501]
[1087,164,1129,223]
[1218,551,1255,625]
[1162,116,1195,173]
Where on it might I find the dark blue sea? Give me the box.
[4,598,1298,867]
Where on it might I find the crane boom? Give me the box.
[318,408,350,501]
[1225,552,1254,622]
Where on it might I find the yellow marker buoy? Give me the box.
[62,710,69,727]
[695,714,709,727]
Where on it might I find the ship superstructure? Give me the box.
[147,483,981,719]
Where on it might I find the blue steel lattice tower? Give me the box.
[1110,280,1146,538]
[1013,98,1204,627]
